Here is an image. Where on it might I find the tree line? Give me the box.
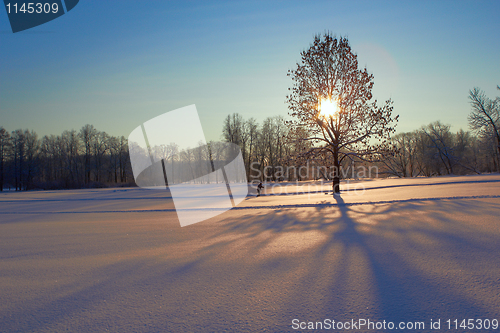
[222,112,383,182]
[1,86,497,192]
[221,113,323,182]
[382,87,500,177]
[222,86,500,181]
[1,84,497,192]
[0,124,133,191]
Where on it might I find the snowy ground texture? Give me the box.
[1,174,500,332]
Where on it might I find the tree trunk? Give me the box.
[332,149,340,194]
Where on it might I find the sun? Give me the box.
[319,98,338,118]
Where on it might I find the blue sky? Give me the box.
[1,0,499,141]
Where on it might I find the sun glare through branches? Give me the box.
[319,97,338,118]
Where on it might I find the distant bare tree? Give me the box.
[288,126,314,180]
[39,135,58,183]
[108,136,121,183]
[222,113,245,146]
[259,116,288,181]
[92,131,109,183]
[0,127,10,191]
[468,87,500,172]
[423,122,455,175]
[383,132,418,177]
[61,130,82,185]
[9,129,39,190]
[11,130,25,190]
[244,118,259,179]
[453,129,481,174]
[24,130,39,190]
[79,124,97,184]
[413,130,435,177]
[118,136,129,183]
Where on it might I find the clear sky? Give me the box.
[1,0,499,141]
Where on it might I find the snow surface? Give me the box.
[1,174,500,332]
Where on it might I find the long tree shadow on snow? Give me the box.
[322,196,498,324]
[193,195,500,329]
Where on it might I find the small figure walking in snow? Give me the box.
[257,182,264,197]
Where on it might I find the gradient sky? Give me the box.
[1,0,499,142]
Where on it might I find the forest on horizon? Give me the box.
[0,87,499,192]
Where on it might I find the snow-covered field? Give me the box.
[1,174,500,332]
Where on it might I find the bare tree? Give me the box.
[0,127,10,191]
[118,136,129,183]
[259,116,288,181]
[24,130,39,190]
[79,124,97,184]
[108,136,121,183]
[244,118,259,179]
[222,113,245,146]
[285,126,313,181]
[382,132,418,177]
[468,87,500,172]
[453,129,481,175]
[92,130,109,183]
[39,135,58,183]
[423,122,455,175]
[11,130,25,190]
[286,33,398,193]
[61,130,82,185]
